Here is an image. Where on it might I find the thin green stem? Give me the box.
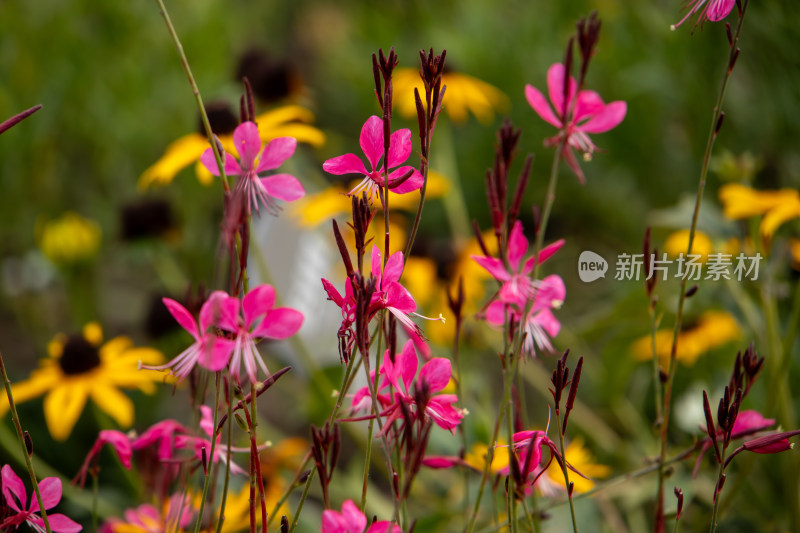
[556,414,579,533]
[0,352,52,533]
[288,468,316,533]
[193,372,222,533]
[656,7,748,528]
[215,378,235,533]
[153,0,229,192]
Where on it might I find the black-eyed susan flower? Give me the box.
[138,105,325,189]
[718,183,800,240]
[0,323,165,441]
[663,229,715,261]
[631,310,740,366]
[392,67,508,124]
[37,211,101,265]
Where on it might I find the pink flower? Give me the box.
[525,63,626,182]
[472,220,564,305]
[74,429,134,486]
[174,405,247,475]
[201,121,305,214]
[322,276,357,357]
[132,419,189,461]
[351,340,463,434]
[321,500,400,533]
[323,115,423,198]
[672,0,736,30]
[485,274,566,356]
[144,292,238,380]
[215,284,304,384]
[368,246,422,336]
[693,410,776,476]
[1,465,82,533]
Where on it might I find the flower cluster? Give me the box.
[147,284,303,384]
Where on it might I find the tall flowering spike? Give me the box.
[1,465,82,533]
[200,121,305,215]
[525,63,626,183]
[671,0,736,31]
[322,115,424,199]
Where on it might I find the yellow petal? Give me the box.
[0,368,60,416]
[663,229,714,261]
[255,105,315,129]
[44,383,89,441]
[290,185,350,227]
[91,384,135,428]
[760,198,800,240]
[138,133,209,190]
[718,184,800,220]
[260,123,326,147]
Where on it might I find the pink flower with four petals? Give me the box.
[1,465,82,533]
[525,63,626,182]
[321,499,400,533]
[323,115,423,199]
[201,121,305,214]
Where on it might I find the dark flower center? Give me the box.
[59,335,101,375]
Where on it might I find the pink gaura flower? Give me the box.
[1,465,82,533]
[525,63,626,182]
[321,499,400,533]
[672,0,736,30]
[368,246,424,336]
[215,284,304,384]
[323,115,423,199]
[693,409,777,476]
[132,419,189,462]
[74,429,134,486]
[322,276,357,356]
[351,340,463,434]
[485,274,566,356]
[201,121,305,214]
[174,405,248,475]
[144,291,237,380]
[472,220,564,305]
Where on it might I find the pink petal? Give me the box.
[198,336,235,371]
[243,285,276,328]
[573,91,605,123]
[579,100,627,134]
[422,456,462,469]
[707,0,736,21]
[427,396,463,430]
[341,500,367,531]
[398,340,419,392]
[485,300,512,326]
[367,522,402,533]
[546,63,576,121]
[256,137,297,173]
[387,128,412,168]
[387,166,424,194]
[732,410,775,436]
[1,464,26,512]
[253,308,304,339]
[419,358,451,393]
[321,279,344,307]
[200,148,241,176]
[385,282,416,314]
[370,246,383,282]
[163,298,199,339]
[260,174,305,201]
[98,430,133,469]
[383,251,405,284]
[322,153,368,176]
[532,308,561,338]
[360,116,385,171]
[525,84,561,128]
[35,476,63,512]
[321,509,348,533]
[523,239,566,274]
[562,146,585,183]
[232,121,262,168]
[507,220,529,271]
[42,514,83,533]
[471,255,510,282]
[200,291,239,333]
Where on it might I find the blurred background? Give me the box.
[1,0,799,531]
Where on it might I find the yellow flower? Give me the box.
[718,184,800,239]
[290,170,450,227]
[545,436,610,494]
[463,441,510,474]
[0,323,166,441]
[631,310,740,366]
[663,229,714,262]
[138,105,326,189]
[37,211,101,265]
[392,68,509,124]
